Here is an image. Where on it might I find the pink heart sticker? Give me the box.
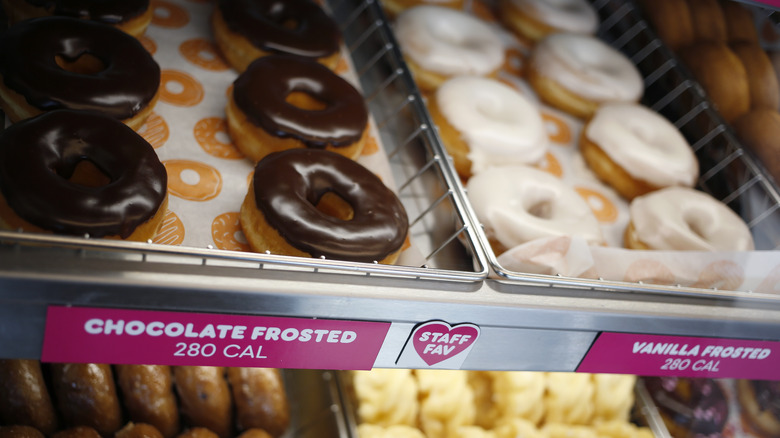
[411,321,480,366]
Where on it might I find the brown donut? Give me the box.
[50,364,123,437]
[0,17,160,131]
[173,367,232,438]
[679,42,750,122]
[227,368,290,438]
[0,426,45,438]
[686,0,727,42]
[733,108,780,182]
[640,0,694,51]
[0,360,58,435]
[115,365,180,438]
[729,42,780,110]
[226,55,368,162]
[722,0,759,43]
[240,149,409,263]
[175,430,218,438]
[52,428,102,438]
[1,0,153,38]
[115,424,164,438]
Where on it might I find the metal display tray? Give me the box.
[485,0,780,299]
[0,0,488,284]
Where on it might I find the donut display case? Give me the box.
[0,0,780,398]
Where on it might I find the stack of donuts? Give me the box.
[389,0,756,257]
[0,360,289,438]
[352,369,654,438]
[641,0,780,183]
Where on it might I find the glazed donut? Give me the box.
[52,428,102,438]
[227,55,369,162]
[428,76,548,179]
[0,110,168,241]
[723,1,760,43]
[175,430,218,438]
[639,0,694,52]
[528,33,643,119]
[240,149,409,263]
[729,42,780,110]
[679,42,750,123]
[625,187,755,251]
[0,17,160,131]
[50,363,123,437]
[115,424,164,438]
[737,380,780,437]
[173,367,233,438]
[497,0,599,44]
[212,0,342,72]
[1,0,153,37]
[0,360,58,435]
[115,365,180,438]
[380,0,463,18]
[644,378,729,438]
[733,108,780,182]
[580,103,698,200]
[686,0,727,42]
[235,431,273,438]
[227,368,290,438]
[0,426,44,438]
[466,165,604,254]
[394,6,505,92]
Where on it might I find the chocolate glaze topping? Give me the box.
[233,55,368,148]
[252,149,408,262]
[218,0,341,59]
[752,380,780,418]
[645,377,729,437]
[0,110,167,238]
[0,17,160,120]
[22,0,149,24]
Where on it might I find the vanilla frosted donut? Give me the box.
[528,33,643,118]
[429,76,548,178]
[581,103,698,200]
[395,6,504,92]
[499,0,599,43]
[626,187,755,251]
[467,165,604,253]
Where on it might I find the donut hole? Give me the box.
[527,199,553,219]
[285,91,328,111]
[315,192,354,221]
[55,53,107,75]
[60,160,112,188]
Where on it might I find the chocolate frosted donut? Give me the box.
[645,377,729,437]
[0,16,160,129]
[226,55,368,162]
[240,149,408,263]
[213,0,342,71]
[0,110,168,240]
[4,0,150,24]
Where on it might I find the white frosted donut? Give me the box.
[467,165,604,249]
[627,187,755,251]
[395,6,504,77]
[436,76,548,173]
[585,103,698,188]
[531,33,643,103]
[508,0,599,34]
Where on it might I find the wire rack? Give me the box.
[0,0,488,284]
[486,0,780,298]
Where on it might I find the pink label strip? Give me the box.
[42,306,390,370]
[577,332,780,380]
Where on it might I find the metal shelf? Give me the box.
[1,0,779,372]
